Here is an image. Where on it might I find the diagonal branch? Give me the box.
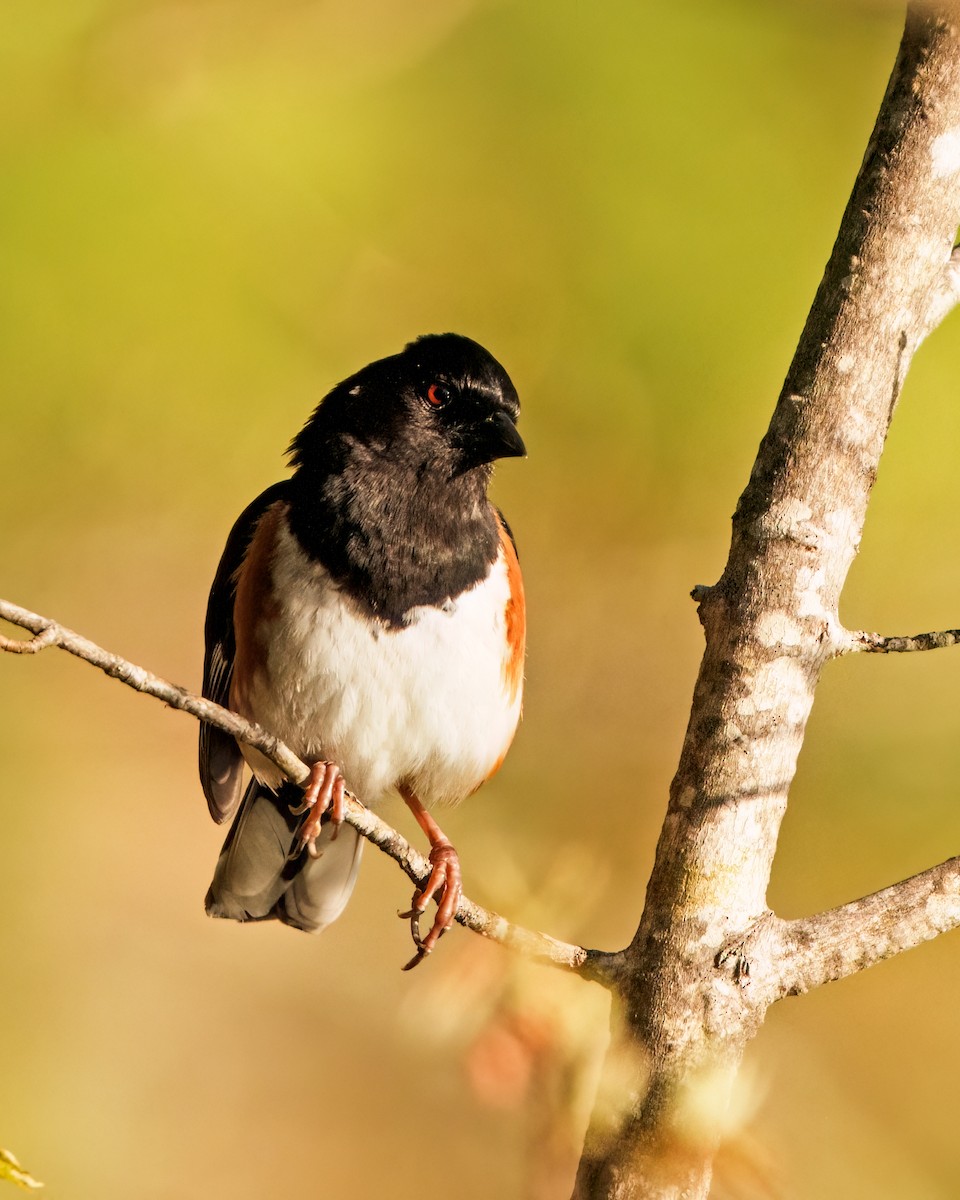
[0,596,615,983]
[772,855,960,997]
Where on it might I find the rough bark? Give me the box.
[572,9,960,1198]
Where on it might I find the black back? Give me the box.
[199,481,290,823]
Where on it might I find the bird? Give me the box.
[199,332,526,967]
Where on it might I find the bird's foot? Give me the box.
[288,761,346,859]
[399,840,462,970]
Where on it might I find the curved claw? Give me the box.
[399,904,426,971]
[397,840,460,969]
[286,762,346,860]
[397,904,424,948]
[402,946,429,972]
[398,904,449,971]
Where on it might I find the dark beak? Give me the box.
[482,409,526,461]
[453,408,526,474]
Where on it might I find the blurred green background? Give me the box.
[3,1,960,1196]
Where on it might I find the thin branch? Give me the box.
[773,855,960,997]
[0,597,613,982]
[840,627,960,654]
[0,625,59,654]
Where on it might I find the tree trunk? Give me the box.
[573,8,960,1197]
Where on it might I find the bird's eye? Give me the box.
[426,383,452,407]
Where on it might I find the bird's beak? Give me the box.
[482,409,526,461]
[452,408,526,474]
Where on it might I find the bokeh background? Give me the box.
[3,1,960,1197]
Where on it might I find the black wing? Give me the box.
[199,481,290,823]
[495,506,520,557]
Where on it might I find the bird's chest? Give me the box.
[232,523,522,806]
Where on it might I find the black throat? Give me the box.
[286,449,500,627]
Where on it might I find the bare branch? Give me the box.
[840,626,960,654]
[773,856,960,997]
[0,597,613,982]
[0,624,59,654]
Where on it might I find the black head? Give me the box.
[284,335,523,623]
[288,333,524,479]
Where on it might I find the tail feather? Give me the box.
[205,779,363,933]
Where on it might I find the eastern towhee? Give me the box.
[200,333,526,966]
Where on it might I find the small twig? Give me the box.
[840,627,960,654]
[0,625,59,654]
[0,597,614,982]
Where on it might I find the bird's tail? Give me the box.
[205,778,363,933]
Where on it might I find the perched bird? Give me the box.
[200,333,526,966]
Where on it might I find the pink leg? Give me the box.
[398,790,462,970]
[288,762,346,859]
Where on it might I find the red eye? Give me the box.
[426,383,451,406]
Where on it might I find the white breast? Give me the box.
[235,519,522,808]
